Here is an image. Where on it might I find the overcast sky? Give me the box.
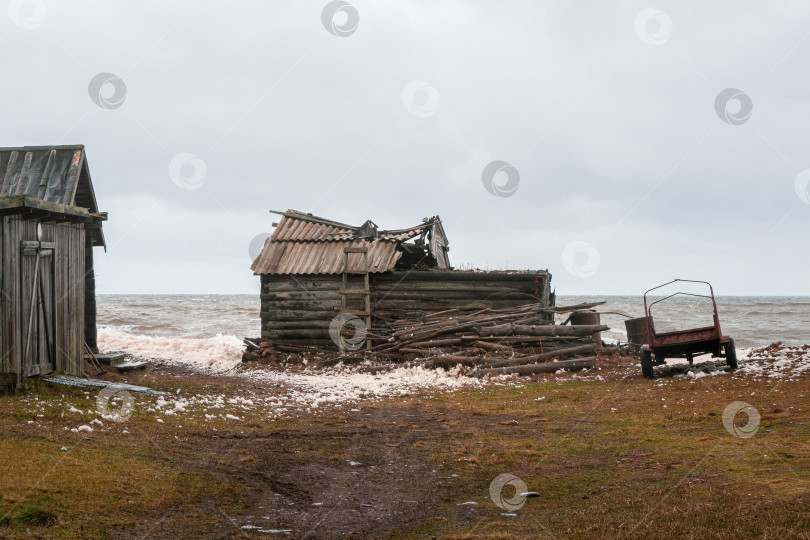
[2,1,809,295]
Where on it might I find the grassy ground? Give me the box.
[0,356,807,539]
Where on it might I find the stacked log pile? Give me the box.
[245,301,608,377]
[356,301,606,376]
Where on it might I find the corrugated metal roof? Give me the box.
[251,238,401,275]
[269,210,429,243]
[272,216,355,242]
[0,146,97,209]
[0,145,105,247]
[251,210,447,275]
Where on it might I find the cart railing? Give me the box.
[643,279,721,339]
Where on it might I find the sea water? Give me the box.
[96,294,810,370]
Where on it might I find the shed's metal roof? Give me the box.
[269,210,431,243]
[251,210,448,275]
[0,145,105,247]
[253,238,401,275]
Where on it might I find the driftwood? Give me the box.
[474,340,513,352]
[475,357,597,377]
[477,324,609,337]
[408,338,464,348]
[482,343,599,368]
[359,358,431,374]
[252,300,608,376]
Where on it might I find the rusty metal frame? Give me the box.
[642,279,729,359]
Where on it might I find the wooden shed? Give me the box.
[0,145,106,387]
[251,210,553,350]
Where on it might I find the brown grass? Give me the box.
[0,358,807,539]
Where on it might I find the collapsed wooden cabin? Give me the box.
[250,210,554,351]
[0,145,107,387]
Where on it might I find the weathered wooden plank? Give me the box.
[263,329,332,340]
[259,298,342,310]
[371,291,540,302]
[0,195,91,218]
[484,344,600,368]
[372,282,540,293]
[373,299,540,310]
[475,357,597,377]
[261,310,340,321]
[264,320,332,330]
[378,271,549,283]
[478,324,608,337]
[261,290,344,301]
[84,242,97,351]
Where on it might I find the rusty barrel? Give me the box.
[624,316,652,348]
[569,311,602,346]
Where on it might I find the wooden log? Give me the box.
[260,310,336,321]
[478,324,608,337]
[273,344,329,353]
[432,355,480,368]
[264,320,332,330]
[260,292,339,301]
[407,338,463,348]
[475,357,597,377]
[372,289,540,299]
[262,329,331,339]
[375,299,539,311]
[398,348,434,354]
[377,270,549,283]
[398,310,552,341]
[483,343,599,368]
[474,340,513,352]
[467,336,574,343]
[422,308,461,318]
[259,298,341,310]
[359,359,431,374]
[544,301,605,313]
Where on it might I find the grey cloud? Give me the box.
[1,0,808,294]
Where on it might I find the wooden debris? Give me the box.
[482,343,600,369]
[474,357,597,377]
[249,301,608,377]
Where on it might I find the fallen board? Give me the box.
[473,357,597,377]
[113,361,148,373]
[44,376,167,396]
[86,352,128,366]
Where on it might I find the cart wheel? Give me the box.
[725,337,738,369]
[640,348,654,379]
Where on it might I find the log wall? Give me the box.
[260,271,553,348]
[0,215,87,379]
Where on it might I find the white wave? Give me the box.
[97,327,243,373]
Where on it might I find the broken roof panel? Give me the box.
[251,209,450,275]
[252,238,401,275]
[272,214,355,242]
